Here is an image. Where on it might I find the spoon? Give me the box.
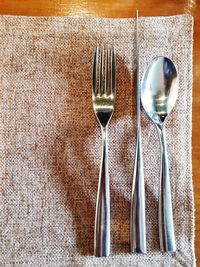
[141,56,179,252]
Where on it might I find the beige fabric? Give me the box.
[0,14,194,266]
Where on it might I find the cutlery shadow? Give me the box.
[145,184,160,251]
[110,54,134,254]
[48,134,95,255]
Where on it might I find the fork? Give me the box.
[92,45,116,257]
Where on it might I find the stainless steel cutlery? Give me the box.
[92,36,177,257]
[92,45,116,257]
[130,10,147,254]
[141,56,178,252]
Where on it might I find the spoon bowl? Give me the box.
[141,56,179,252]
[141,57,178,125]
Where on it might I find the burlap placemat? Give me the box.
[0,14,194,266]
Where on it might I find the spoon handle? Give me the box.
[130,128,147,253]
[158,125,176,252]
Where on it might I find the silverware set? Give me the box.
[92,14,179,258]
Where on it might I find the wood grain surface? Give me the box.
[0,0,199,264]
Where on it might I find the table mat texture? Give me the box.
[0,14,194,266]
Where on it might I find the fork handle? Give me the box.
[130,128,147,253]
[94,126,110,257]
[157,124,176,252]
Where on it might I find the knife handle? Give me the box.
[130,128,147,253]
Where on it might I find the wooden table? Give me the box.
[1,0,199,263]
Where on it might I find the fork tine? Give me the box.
[93,46,98,95]
[111,46,116,94]
[105,47,109,95]
[99,47,104,96]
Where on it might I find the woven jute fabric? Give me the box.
[0,14,194,266]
